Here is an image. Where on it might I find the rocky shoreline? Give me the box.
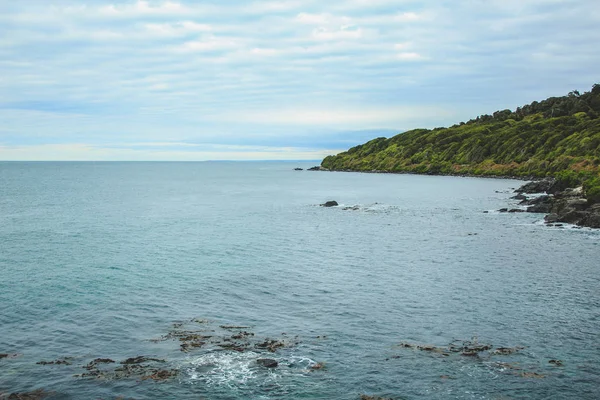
[499,177,600,229]
[304,166,599,229]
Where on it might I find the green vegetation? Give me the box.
[322,84,600,203]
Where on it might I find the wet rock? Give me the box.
[255,339,285,352]
[121,356,164,365]
[511,194,527,200]
[294,168,303,171]
[342,206,360,211]
[558,210,589,225]
[527,203,553,213]
[217,343,247,352]
[0,353,20,360]
[545,213,559,223]
[359,395,394,400]
[309,362,326,370]
[4,389,53,400]
[492,347,524,355]
[508,209,524,213]
[519,194,551,206]
[36,357,73,366]
[520,371,545,379]
[307,166,323,171]
[219,325,250,330]
[549,359,563,366]
[498,208,508,213]
[256,358,278,368]
[231,331,254,340]
[141,369,179,381]
[320,201,338,207]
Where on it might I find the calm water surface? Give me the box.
[0,162,598,399]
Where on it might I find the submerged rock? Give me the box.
[256,358,278,368]
[36,358,73,366]
[4,389,53,399]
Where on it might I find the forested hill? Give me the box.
[321,84,600,202]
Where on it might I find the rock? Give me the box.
[342,206,360,211]
[522,195,554,213]
[294,168,303,171]
[307,166,322,171]
[581,211,600,228]
[256,358,278,368]
[508,209,524,213]
[520,195,551,206]
[498,208,508,213]
[559,186,584,197]
[549,359,563,366]
[121,356,164,365]
[321,201,338,207]
[515,178,555,194]
[141,369,178,381]
[360,395,394,400]
[545,213,559,223]
[558,210,589,225]
[36,358,73,366]
[5,389,53,400]
[511,194,527,200]
[309,362,326,370]
[527,203,553,213]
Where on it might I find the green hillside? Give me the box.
[321,84,600,203]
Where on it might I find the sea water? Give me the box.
[0,162,598,399]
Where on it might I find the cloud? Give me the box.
[1,0,599,160]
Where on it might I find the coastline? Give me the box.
[307,166,600,229]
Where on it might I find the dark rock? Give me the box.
[121,356,164,365]
[558,210,589,225]
[492,347,523,355]
[141,369,178,381]
[255,339,285,352]
[580,211,600,228]
[511,194,527,200]
[515,178,555,194]
[549,359,563,366]
[307,166,322,171]
[519,195,551,206]
[321,201,338,207]
[527,203,553,213]
[256,358,278,368]
[36,358,72,366]
[508,209,524,213]
[5,389,53,400]
[498,208,508,213]
[294,168,303,171]
[545,213,559,223]
[342,206,360,211]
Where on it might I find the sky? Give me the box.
[0,0,599,161]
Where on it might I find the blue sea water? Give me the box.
[0,161,598,400]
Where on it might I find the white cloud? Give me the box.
[1,0,599,160]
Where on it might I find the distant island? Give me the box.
[320,84,600,227]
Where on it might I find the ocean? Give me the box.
[0,162,598,399]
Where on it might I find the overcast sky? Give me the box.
[0,0,598,160]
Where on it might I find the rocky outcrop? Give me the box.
[510,181,600,228]
[515,178,556,194]
[321,201,338,207]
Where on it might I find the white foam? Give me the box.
[182,350,318,389]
